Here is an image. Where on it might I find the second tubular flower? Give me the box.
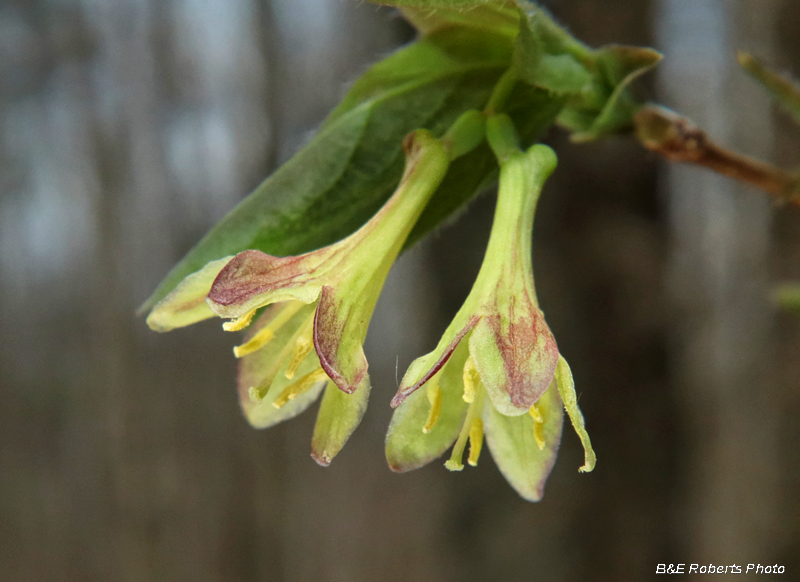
[387,115,595,501]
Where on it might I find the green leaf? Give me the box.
[482,380,564,502]
[372,0,502,9]
[237,303,324,429]
[512,5,594,97]
[532,54,594,95]
[142,31,511,313]
[568,45,662,141]
[512,7,542,81]
[738,51,800,126]
[516,1,593,62]
[311,376,371,466]
[386,340,470,471]
[399,2,520,37]
[400,0,656,143]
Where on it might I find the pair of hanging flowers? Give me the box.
[146,109,595,501]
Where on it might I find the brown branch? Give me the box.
[634,105,799,204]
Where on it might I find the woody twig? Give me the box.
[634,105,799,205]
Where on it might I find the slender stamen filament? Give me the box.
[284,316,315,379]
[467,417,484,466]
[247,311,316,402]
[223,308,257,332]
[233,301,306,358]
[273,367,328,409]
[462,355,479,403]
[446,382,485,471]
[529,403,546,450]
[422,378,442,434]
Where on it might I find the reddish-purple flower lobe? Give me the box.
[482,297,558,410]
[390,315,480,408]
[313,285,368,394]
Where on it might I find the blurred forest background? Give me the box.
[2,0,800,580]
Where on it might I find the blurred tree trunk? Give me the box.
[655,0,781,562]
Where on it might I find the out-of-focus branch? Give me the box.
[737,51,800,125]
[634,104,799,204]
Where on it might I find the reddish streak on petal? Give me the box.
[489,295,558,409]
[208,249,327,308]
[313,285,366,394]
[208,247,346,306]
[390,315,480,408]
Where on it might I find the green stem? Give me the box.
[441,110,486,161]
[479,115,558,296]
[486,114,520,162]
[484,69,518,115]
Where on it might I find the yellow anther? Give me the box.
[422,381,442,434]
[235,328,274,358]
[272,367,327,409]
[533,421,546,451]
[467,417,484,466]
[529,402,546,450]
[284,319,314,380]
[232,301,306,358]
[446,380,485,471]
[445,417,469,471]
[462,355,478,403]
[223,309,257,332]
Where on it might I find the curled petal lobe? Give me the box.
[313,285,369,394]
[392,315,479,407]
[469,300,558,416]
[386,340,471,472]
[207,249,329,319]
[146,256,234,332]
